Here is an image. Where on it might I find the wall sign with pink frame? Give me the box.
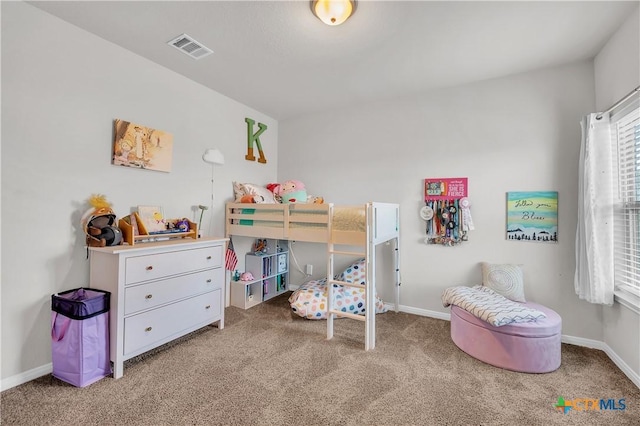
[422,177,474,246]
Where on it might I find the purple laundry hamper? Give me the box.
[51,288,111,387]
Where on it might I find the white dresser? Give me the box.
[89,237,227,378]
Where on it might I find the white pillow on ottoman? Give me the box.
[481,262,526,302]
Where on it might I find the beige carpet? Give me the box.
[2,293,639,425]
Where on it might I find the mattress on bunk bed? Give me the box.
[332,207,366,231]
[288,259,387,319]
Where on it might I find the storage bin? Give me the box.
[51,288,111,387]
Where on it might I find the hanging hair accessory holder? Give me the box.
[420,205,434,221]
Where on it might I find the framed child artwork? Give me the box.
[112,119,174,172]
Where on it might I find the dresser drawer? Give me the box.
[125,245,223,285]
[124,268,223,315]
[123,289,221,356]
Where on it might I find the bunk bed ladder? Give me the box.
[326,203,375,350]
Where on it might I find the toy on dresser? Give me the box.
[80,194,123,247]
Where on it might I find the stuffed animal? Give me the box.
[266,183,280,194]
[240,194,264,203]
[277,180,307,203]
[80,194,123,247]
[240,272,255,281]
[266,183,283,203]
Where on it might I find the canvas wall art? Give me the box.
[506,191,558,242]
[112,119,174,172]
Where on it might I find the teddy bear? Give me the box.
[276,180,307,203]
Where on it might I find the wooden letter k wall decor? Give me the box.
[245,117,267,164]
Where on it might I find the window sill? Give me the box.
[614,290,640,315]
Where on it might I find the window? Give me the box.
[613,102,640,312]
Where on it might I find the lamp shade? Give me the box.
[202,148,225,165]
[311,0,357,26]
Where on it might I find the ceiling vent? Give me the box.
[167,33,213,60]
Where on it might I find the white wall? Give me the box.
[1,2,278,385]
[279,62,603,341]
[594,7,640,381]
[594,6,640,111]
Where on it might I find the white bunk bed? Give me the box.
[225,202,401,350]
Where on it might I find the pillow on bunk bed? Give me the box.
[334,258,366,284]
[288,259,387,320]
[232,182,278,204]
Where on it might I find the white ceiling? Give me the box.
[28,1,638,121]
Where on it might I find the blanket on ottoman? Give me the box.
[442,285,546,327]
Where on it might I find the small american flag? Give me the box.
[225,238,238,271]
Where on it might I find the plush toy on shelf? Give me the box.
[240,272,255,281]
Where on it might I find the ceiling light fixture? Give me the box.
[311,0,357,26]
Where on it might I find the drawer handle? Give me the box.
[146,266,153,271]
[205,305,211,310]
[206,279,212,283]
[145,294,153,299]
[206,256,212,260]
[145,327,153,332]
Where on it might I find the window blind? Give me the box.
[613,106,640,298]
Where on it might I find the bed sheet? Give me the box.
[288,259,387,319]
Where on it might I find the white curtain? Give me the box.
[575,113,615,305]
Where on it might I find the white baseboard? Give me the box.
[560,334,603,349]
[560,335,639,388]
[1,363,52,392]
[601,343,640,389]
[386,303,450,321]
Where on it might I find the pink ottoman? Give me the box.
[450,302,562,373]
